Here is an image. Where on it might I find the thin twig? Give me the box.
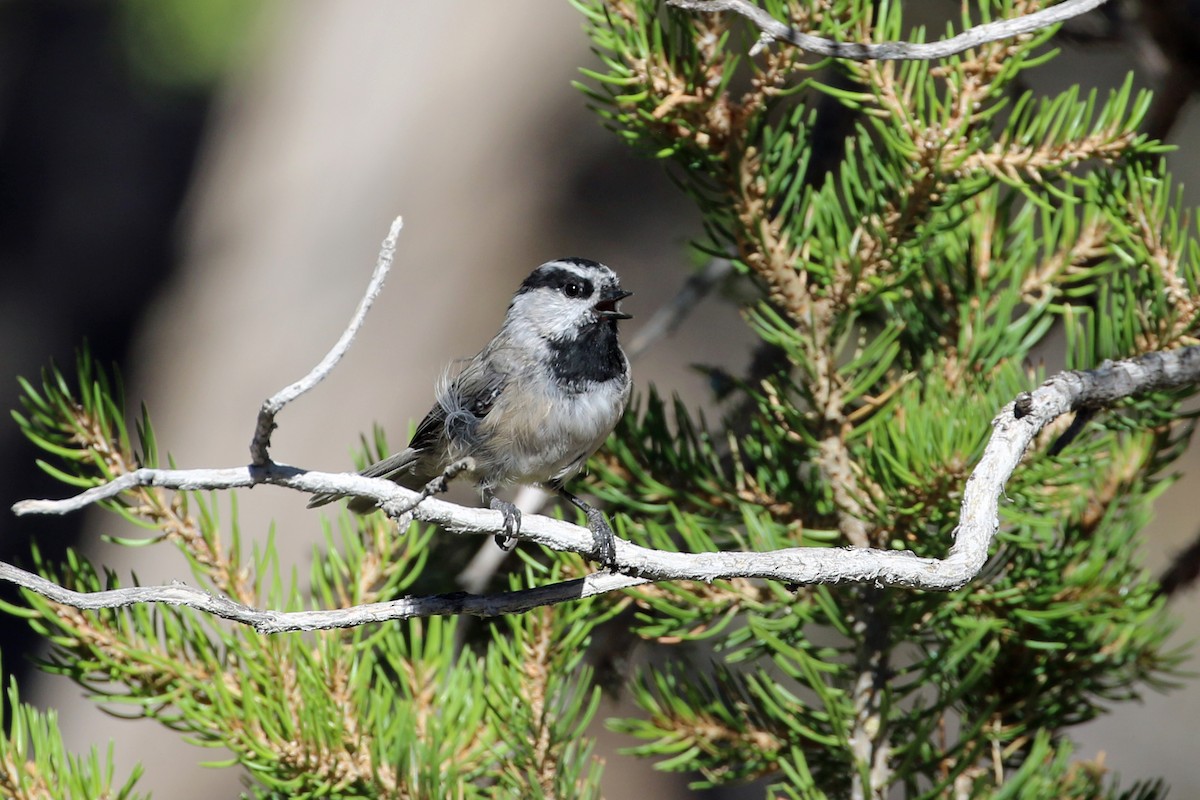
[11,346,1200,630]
[667,0,1108,61]
[248,216,403,465]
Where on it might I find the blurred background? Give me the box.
[1,1,1198,796]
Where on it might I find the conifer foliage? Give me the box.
[573,1,1195,796]
[5,1,1200,797]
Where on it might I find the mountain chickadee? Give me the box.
[308,257,633,569]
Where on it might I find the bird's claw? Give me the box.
[490,497,522,551]
[585,508,619,572]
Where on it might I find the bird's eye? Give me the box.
[557,277,593,299]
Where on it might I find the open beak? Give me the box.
[595,289,633,320]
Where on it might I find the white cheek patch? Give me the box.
[509,292,591,341]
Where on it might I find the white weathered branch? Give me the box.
[10,345,1200,631]
[667,0,1108,60]
[248,216,402,465]
[0,558,647,635]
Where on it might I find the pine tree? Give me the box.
[572,1,1192,796]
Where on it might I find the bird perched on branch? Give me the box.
[308,258,633,569]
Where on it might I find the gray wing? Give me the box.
[437,356,507,454]
[306,359,507,511]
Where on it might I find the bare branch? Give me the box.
[248,216,403,465]
[667,0,1108,61]
[10,344,1200,630]
[0,558,647,635]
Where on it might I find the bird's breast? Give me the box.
[476,374,629,486]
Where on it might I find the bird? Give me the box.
[308,257,633,569]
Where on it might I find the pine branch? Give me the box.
[668,0,1109,60]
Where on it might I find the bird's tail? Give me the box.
[306,448,423,511]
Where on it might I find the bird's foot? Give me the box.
[489,496,522,551]
[553,485,621,571]
[584,508,618,572]
[426,458,474,497]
